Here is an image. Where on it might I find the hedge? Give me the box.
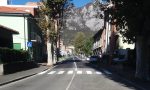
[0,47,29,64]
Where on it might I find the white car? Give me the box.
[86,57,90,61]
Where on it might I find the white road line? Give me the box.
[48,71,56,74]
[77,71,82,74]
[103,69,112,75]
[96,71,102,75]
[57,71,65,74]
[73,57,78,71]
[86,71,92,74]
[37,69,49,75]
[66,73,76,90]
[67,70,73,74]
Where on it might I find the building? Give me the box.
[59,40,75,56]
[0,3,40,16]
[93,1,134,57]
[93,29,103,56]
[66,45,75,55]
[0,24,19,48]
[0,5,44,61]
[0,0,10,5]
[93,18,134,56]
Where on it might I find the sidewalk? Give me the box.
[0,64,49,86]
[103,64,150,90]
[88,60,150,90]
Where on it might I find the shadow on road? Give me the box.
[84,61,146,90]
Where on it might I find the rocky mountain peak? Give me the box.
[62,2,104,45]
[65,2,104,31]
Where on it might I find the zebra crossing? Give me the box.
[37,69,109,75]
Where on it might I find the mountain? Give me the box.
[65,2,104,31]
[62,2,104,45]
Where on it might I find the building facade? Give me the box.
[93,0,135,57]
[0,0,9,5]
[93,22,134,56]
[0,24,19,48]
[0,6,44,61]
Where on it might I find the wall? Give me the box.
[0,15,28,50]
[0,0,9,5]
[117,34,135,49]
[0,29,13,48]
[28,17,45,61]
[0,14,44,61]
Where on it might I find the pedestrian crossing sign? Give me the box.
[27,42,32,47]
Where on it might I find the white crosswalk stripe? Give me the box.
[37,70,49,75]
[38,70,103,75]
[67,71,73,74]
[77,71,82,74]
[86,71,92,74]
[57,71,65,74]
[48,71,56,74]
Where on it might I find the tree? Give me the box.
[82,37,93,56]
[110,0,150,80]
[38,0,72,66]
[73,32,86,54]
[73,32,93,56]
[94,0,150,80]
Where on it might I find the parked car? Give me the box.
[89,56,100,62]
[112,50,128,64]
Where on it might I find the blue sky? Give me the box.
[11,0,92,7]
[72,0,92,7]
[10,0,40,5]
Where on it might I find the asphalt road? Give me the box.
[0,56,142,90]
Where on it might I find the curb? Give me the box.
[0,67,49,86]
[0,59,70,86]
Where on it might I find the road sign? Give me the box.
[27,42,32,47]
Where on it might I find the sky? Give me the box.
[72,0,92,7]
[11,0,92,7]
[10,0,40,5]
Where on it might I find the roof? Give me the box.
[0,25,19,34]
[0,5,39,16]
[0,6,28,14]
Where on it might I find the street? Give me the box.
[0,57,141,90]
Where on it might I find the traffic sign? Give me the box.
[27,42,32,47]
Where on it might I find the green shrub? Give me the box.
[0,47,29,64]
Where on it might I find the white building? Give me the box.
[0,0,10,5]
[0,4,45,61]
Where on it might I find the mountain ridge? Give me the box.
[62,2,104,45]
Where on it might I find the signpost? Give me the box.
[27,41,33,61]
[27,42,32,48]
